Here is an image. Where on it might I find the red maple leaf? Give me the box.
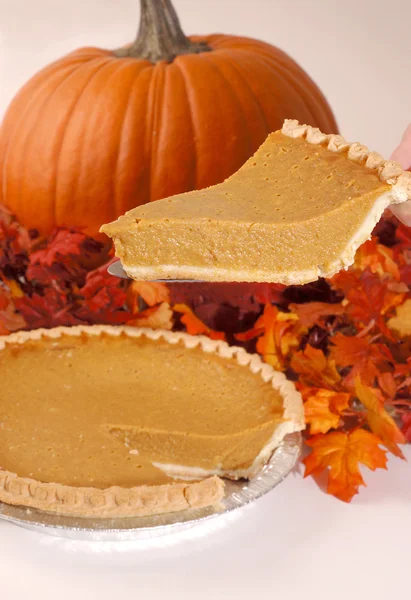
[74,263,129,324]
[395,220,411,248]
[14,287,80,329]
[30,229,86,267]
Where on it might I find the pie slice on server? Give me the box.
[101,120,411,284]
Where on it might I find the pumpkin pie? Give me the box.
[0,325,303,518]
[101,120,411,285]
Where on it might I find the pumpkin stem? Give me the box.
[114,0,210,62]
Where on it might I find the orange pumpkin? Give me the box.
[0,0,338,237]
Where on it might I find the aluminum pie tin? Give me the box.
[0,433,301,541]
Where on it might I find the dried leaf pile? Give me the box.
[1,204,410,502]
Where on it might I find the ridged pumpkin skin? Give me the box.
[0,34,338,236]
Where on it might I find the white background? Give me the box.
[1,1,411,599]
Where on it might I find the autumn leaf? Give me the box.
[401,413,411,442]
[257,306,302,370]
[0,217,30,279]
[235,304,305,370]
[30,229,86,266]
[235,326,265,342]
[387,298,411,337]
[329,270,360,299]
[291,345,341,389]
[4,278,24,298]
[300,386,351,434]
[377,372,397,399]
[347,270,405,329]
[330,333,393,367]
[332,269,405,335]
[128,302,173,330]
[128,281,170,309]
[14,288,80,329]
[289,302,345,328]
[252,283,286,306]
[169,282,285,317]
[74,263,130,324]
[0,287,26,334]
[173,303,226,340]
[329,332,393,389]
[304,429,388,502]
[267,310,303,360]
[355,378,405,458]
[26,258,85,287]
[395,219,411,248]
[355,238,400,280]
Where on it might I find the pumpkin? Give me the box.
[0,0,338,237]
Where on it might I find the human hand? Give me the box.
[390,124,411,226]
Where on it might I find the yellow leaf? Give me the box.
[129,302,173,330]
[387,299,411,337]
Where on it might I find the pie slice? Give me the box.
[0,326,303,518]
[101,120,411,285]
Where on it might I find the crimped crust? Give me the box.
[282,119,411,202]
[0,325,304,517]
[103,119,410,286]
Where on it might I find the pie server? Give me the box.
[108,260,204,283]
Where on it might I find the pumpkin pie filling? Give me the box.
[0,326,303,517]
[101,120,411,284]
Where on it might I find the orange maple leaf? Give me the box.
[289,302,345,328]
[173,304,226,340]
[355,378,405,458]
[331,270,405,336]
[127,281,170,309]
[300,386,351,434]
[329,332,393,389]
[127,302,173,330]
[304,429,388,502]
[291,345,341,389]
[235,304,305,370]
[377,372,397,399]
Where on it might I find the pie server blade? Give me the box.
[107,260,204,283]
